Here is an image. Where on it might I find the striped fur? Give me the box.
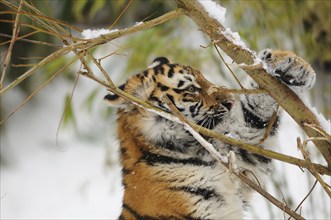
[105,51,315,219]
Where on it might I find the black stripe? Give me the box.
[241,102,268,129]
[173,88,184,94]
[155,138,198,153]
[104,84,126,101]
[182,98,195,102]
[157,82,169,91]
[118,214,126,220]
[154,66,165,75]
[119,84,126,90]
[123,203,183,220]
[170,186,220,200]
[122,167,132,175]
[143,70,149,77]
[104,93,119,101]
[177,80,185,88]
[155,140,185,153]
[270,116,280,135]
[247,102,256,111]
[189,103,199,113]
[184,76,193,82]
[280,74,305,86]
[181,215,202,220]
[194,102,203,117]
[139,75,145,83]
[140,150,214,167]
[239,149,257,165]
[242,102,280,134]
[166,94,185,112]
[122,203,144,219]
[168,66,174,78]
[148,96,167,110]
[252,153,272,164]
[149,96,160,103]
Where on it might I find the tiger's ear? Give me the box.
[104,57,170,108]
[104,84,127,107]
[104,72,156,108]
[148,57,170,68]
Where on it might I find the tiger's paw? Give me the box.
[259,49,316,90]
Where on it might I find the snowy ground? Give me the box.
[1,60,330,219]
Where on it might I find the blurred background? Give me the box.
[1,0,330,219]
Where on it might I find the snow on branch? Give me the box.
[198,0,226,24]
[81,28,117,39]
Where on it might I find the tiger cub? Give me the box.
[104,50,315,219]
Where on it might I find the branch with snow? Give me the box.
[81,28,118,39]
[175,0,331,169]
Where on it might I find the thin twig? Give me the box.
[214,44,244,89]
[288,180,318,220]
[297,137,331,198]
[86,51,115,86]
[109,0,134,30]
[0,0,24,89]
[98,49,128,63]
[258,105,280,144]
[11,63,36,68]
[236,170,304,220]
[0,31,36,46]
[303,123,331,143]
[55,70,81,147]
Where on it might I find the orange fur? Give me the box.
[117,110,194,218]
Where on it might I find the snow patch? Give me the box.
[222,27,249,50]
[199,0,227,25]
[81,28,118,39]
[310,106,331,134]
[135,21,143,26]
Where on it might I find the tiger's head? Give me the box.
[104,57,234,130]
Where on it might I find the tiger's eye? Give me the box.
[187,86,196,93]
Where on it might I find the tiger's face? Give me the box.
[105,57,234,130]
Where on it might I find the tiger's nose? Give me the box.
[221,100,234,111]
